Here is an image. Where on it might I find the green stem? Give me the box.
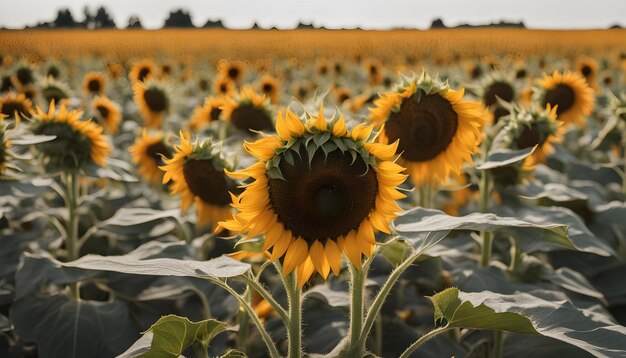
[357,250,423,350]
[373,313,383,356]
[243,274,289,324]
[346,264,365,356]
[493,331,504,358]
[64,172,80,300]
[399,326,451,358]
[192,342,210,358]
[508,238,522,272]
[479,166,492,267]
[236,288,251,354]
[285,272,302,358]
[209,278,280,358]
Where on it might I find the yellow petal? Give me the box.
[297,256,315,287]
[310,240,331,279]
[343,231,362,269]
[283,237,309,275]
[332,115,347,137]
[325,240,342,276]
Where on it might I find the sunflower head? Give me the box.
[11,63,36,88]
[536,71,595,126]
[133,80,171,128]
[259,75,280,104]
[46,64,61,79]
[129,129,172,185]
[576,57,598,88]
[29,101,110,173]
[83,71,107,96]
[221,87,274,135]
[220,107,407,286]
[91,96,121,134]
[500,104,563,165]
[213,75,235,97]
[189,97,224,131]
[369,72,485,185]
[0,92,32,120]
[219,60,245,83]
[129,59,157,83]
[160,133,239,229]
[40,77,72,106]
[479,72,517,125]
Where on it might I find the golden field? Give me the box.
[1,29,625,60]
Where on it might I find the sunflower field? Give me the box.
[1,29,626,358]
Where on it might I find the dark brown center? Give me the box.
[227,67,240,80]
[483,82,514,107]
[385,93,459,162]
[210,108,222,121]
[96,105,110,119]
[492,106,510,124]
[268,148,378,244]
[138,67,151,82]
[515,123,546,150]
[1,101,26,117]
[146,141,171,167]
[262,83,274,94]
[16,68,33,85]
[182,159,232,206]
[581,65,592,77]
[515,69,527,79]
[143,88,168,112]
[543,84,575,116]
[87,79,101,93]
[230,106,273,134]
[47,66,60,79]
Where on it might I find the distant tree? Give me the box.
[127,15,143,29]
[53,8,78,28]
[82,6,94,28]
[94,7,116,28]
[202,19,224,28]
[163,9,194,28]
[430,18,447,29]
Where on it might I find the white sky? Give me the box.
[1,0,625,30]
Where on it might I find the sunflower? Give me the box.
[160,134,237,229]
[365,60,383,85]
[29,101,110,173]
[91,96,121,134]
[189,97,224,131]
[478,73,517,124]
[83,71,107,96]
[220,107,407,286]
[11,63,36,89]
[129,59,157,83]
[0,92,32,120]
[334,86,352,106]
[46,64,61,79]
[536,71,594,126]
[369,72,485,185]
[218,60,244,83]
[106,63,124,79]
[40,77,72,106]
[129,129,172,184]
[576,57,598,89]
[259,75,280,104]
[221,87,274,135]
[133,80,171,128]
[213,75,235,97]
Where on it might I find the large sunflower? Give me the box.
[160,134,237,229]
[129,59,157,83]
[536,71,594,126]
[91,96,121,134]
[221,87,274,135]
[129,129,172,184]
[189,97,224,131]
[220,108,407,286]
[29,101,110,173]
[133,80,171,128]
[83,71,107,96]
[369,72,485,185]
[0,92,32,120]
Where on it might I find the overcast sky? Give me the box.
[1,0,624,29]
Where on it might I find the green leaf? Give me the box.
[59,254,251,279]
[476,146,536,170]
[428,288,626,358]
[118,315,240,358]
[394,208,573,253]
[10,294,139,358]
[9,134,57,145]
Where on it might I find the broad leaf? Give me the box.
[476,146,536,170]
[428,288,626,358]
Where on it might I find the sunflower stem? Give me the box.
[64,171,80,300]
[209,278,280,358]
[508,238,523,272]
[479,164,492,267]
[242,274,289,323]
[399,326,451,358]
[346,264,365,356]
[285,271,302,358]
[236,288,251,354]
[493,330,504,358]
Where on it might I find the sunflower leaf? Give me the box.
[333,137,347,152]
[476,146,536,170]
[283,149,295,166]
[267,166,284,180]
